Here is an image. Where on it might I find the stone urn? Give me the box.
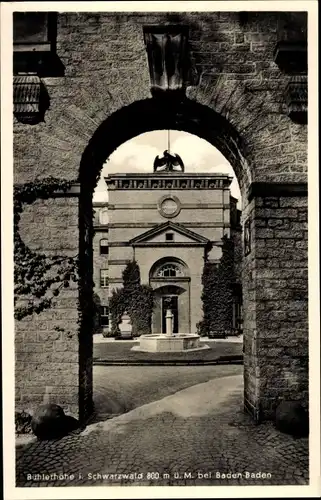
[118,312,133,339]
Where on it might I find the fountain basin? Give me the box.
[131,333,210,353]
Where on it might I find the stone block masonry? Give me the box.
[13,12,308,422]
[15,194,93,420]
[14,12,307,188]
[243,193,308,421]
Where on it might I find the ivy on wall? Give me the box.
[109,260,154,337]
[14,177,79,320]
[93,292,103,334]
[198,235,235,338]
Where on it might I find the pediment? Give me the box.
[130,221,210,246]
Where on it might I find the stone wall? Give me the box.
[243,191,308,420]
[14,11,308,421]
[14,12,307,187]
[15,195,81,417]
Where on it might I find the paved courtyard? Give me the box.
[16,365,309,487]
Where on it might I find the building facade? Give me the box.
[93,170,242,336]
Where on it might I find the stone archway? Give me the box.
[77,95,307,423]
[13,12,308,425]
[76,96,252,420]
[79,96,252,193]
[13,94,308,425]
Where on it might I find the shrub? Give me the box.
[275,401,309,437]
[122,261,153,336]
[31,404,79,440]
[93,292,102,334]
[109,260,154,337]
[15,410,32,434]
[102,327,113,338]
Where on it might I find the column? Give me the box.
[243,182,308,421]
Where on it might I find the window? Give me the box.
[99,209,109,225]
[100,269,109,288]
[165,232,174,241]
[13,12,53,46]
[13,13,64,78]
[156,263,183,278]
[100,306,109,327]
[100,239,109,255]
[158,195,181,218]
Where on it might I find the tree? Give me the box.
[199,236,235,338]
[109,287,126,337]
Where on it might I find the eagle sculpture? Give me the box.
[153,150,185,172]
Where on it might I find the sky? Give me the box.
[93,130,241,207]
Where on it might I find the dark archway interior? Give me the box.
[153,284,188,295]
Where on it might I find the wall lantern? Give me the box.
[285,75,307,124]
[143,25,190,97]
[273,14,307,124]
[273,13,307,74]
[13,74,50,125]
[273,40,307,74]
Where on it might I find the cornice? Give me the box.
[129,220,210,245]
[105,174,233,191]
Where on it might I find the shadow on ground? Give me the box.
[90,364,243,424]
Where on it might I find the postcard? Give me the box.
[1,1,320,499]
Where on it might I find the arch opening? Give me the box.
[79,97,252,196]
[78,96,248,420]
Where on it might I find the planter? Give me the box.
[208,330,227,339]
[118,312,133,339]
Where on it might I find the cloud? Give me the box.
[170,134,228,171]
[103,142,160,172]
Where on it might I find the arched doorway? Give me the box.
[73,90,307,425]
[149,258,190,334]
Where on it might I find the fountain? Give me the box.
[131,308,209,353]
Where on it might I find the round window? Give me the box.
[158,196,181,218]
